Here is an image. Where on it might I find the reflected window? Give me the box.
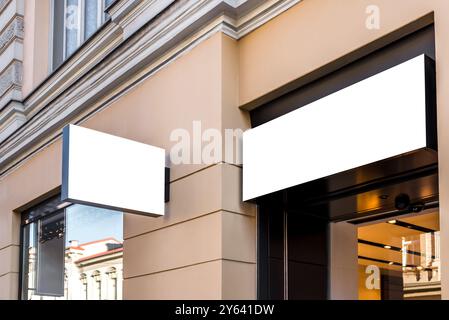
[21,195,123,300]
[52,0,115,69]
[80,273,88,300]
[107,267,118,300]
[92,271,101,300]
[358,209,441,300]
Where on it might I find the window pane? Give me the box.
[21,202,123,300]
[104,0,115,7]
[65,0,80,58]
[65,204,123,244]
[65,205,123,300]
[84,0,99,39]
[52,0,65,69]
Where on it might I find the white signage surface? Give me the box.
[243,55,430,201]
[62,125,166,216]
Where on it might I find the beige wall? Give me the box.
[3,0,449,300]
[22,0,51,97]
[0,32,256,300]
[84,33,255,299]
[239,0,443,108]
[0,140,61,299]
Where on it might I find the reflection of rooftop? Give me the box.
[76,247,123,263]
[74,237,122,247]
[66,237,123,264]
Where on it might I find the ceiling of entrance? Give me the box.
[358,210,439,271]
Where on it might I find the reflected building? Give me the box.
[26,238,123,300]
[357,210,441,300]
[402,232,441,299]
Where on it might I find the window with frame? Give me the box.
[52,0,116,69]
[20,195,123,300]
[107,267,118,300]
[80,273,88,299]
[92,271,101,300]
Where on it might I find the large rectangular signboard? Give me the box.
[243,55,435,201]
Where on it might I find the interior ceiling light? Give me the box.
[384,245,392,249]
[387,220,397,224]
[56,202,71,210]
[389,262,394,265]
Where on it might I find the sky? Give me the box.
[65,204,123,245]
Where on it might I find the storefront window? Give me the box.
[21,196,123,300]
[358,209,440,300]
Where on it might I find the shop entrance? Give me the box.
[256,161,439,300]
[251,22,438,300]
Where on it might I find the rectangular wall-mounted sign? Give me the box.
[243,54,435,201]
[62,125,166,216]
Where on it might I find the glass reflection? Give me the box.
[21,203,123,300]
[84,0,99,39]
[65,0,80,58]
[358,210,440,300]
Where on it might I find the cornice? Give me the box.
[22,24,122,121]
[109,0,176,40]
[0,0,301,177]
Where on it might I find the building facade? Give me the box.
[1,0,449,300]
[25,238,123,300]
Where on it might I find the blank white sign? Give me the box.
[243,55,429,201]
[62,125,166,216]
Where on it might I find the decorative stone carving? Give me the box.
[0,16,24,54]
[0,61,22,97]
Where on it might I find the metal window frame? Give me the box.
[49,0,55,73]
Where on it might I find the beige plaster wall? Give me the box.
[0,32,256,300]
[22,0,51,97]
[0,141,61,299]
